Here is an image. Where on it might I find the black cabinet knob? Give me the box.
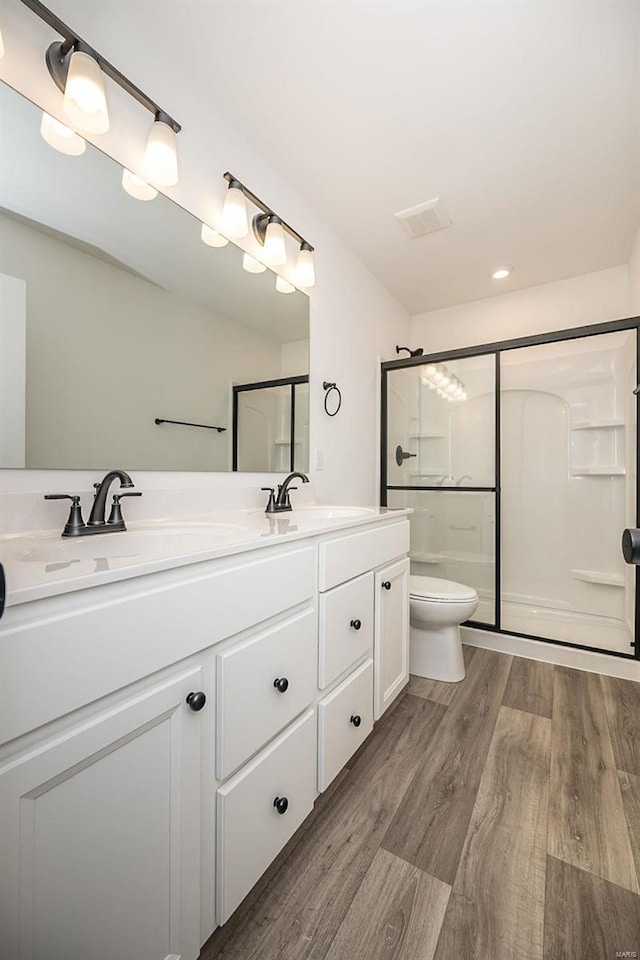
[273,677,289,693]
[350,619,362,631]
[382,581,391,590]
[186,691,206,712]
[350,714,362,727]
[273,796,289,815]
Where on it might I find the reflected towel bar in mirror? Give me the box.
[154,418,226,433]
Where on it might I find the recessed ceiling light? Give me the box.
[491,265,513,280]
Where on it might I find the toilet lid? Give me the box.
[410,575,478,602]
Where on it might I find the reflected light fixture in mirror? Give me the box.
[201,223,229,247]
[276,276,295,294]
[40,111,86,155]
[62,44,110,134]
[144,112,179,186]
[242,252,266,273]
[491,264,513,280]
[0,25,4,58]
[122,168,157,201]
[295,242,315,288]
[222,179,249,238]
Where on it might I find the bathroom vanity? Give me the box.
[0,507,410,960]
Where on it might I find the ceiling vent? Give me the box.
[394,197,452,239]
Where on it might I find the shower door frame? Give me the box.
[380,316,640,661]
[232,374,309,472]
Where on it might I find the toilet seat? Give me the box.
[410,575,478,603]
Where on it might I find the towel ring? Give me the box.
[323,381,342,417]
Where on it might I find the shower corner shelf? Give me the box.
[409,432,447,439]
[571,419,624,430]
[571,466,626,476]
[571,568,625,587]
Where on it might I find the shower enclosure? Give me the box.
[381,318,639,659]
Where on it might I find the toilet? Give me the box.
[409,575,479,682]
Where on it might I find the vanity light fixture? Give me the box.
[200,224,229,248]
[40,111,86,156]
[223,172,316,284]
[222,180,249,238]
[122,169,157,202]
[491,265,513,280]
[20,0,181,177]
[276,276,296,294]
[242,252,266,274]
[253,214,287,266]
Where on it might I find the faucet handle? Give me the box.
[261,487,277,514]
[107,491,142,528]
[44,494,80,503]
[113,492,142,501]
[44,494,85,537]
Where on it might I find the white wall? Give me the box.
[629,226,640,315]
[411,265,630,352]
[0,0,410,519]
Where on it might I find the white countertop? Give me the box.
[0,506,411,607]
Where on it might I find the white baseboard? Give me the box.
[461,625,640,682]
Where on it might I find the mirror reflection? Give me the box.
[0,81,310,472]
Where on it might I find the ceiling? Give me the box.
[43,1,640,314]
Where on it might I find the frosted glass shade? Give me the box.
[63,50,109,134]
[40,112,86,156]
[222,184,249,238]
[201,224,229,248]
[276,276,295,294]
[295,244,315,288]
[263,219,287,266]
[122,169,157,201]
[144,118,179,186]
[242,253,266,273]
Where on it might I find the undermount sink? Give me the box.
[18,522,250,564]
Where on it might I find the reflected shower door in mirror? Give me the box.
[385,353,497,627]
[0,81,309,472]
[233,376,309,473]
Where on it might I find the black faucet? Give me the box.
[264,472,309,514]
[45,470,141,537]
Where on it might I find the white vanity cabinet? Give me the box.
[0,512,410,958]
[0,665,204,960]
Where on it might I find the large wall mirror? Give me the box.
[0,81,310,473]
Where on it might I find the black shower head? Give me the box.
[396,345,424,358]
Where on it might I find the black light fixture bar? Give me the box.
[223,171,314,251]
[19,0,181,132]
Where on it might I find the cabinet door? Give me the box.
[0,667,203,960]
[374,558,410,719]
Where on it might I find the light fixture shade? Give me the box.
[40,111,86,156]
[144,117,179,186]
[0,26,4,60]
[63,49,109,134]
[201,224,229,248]
[295,242,315,288]
[122,168,157,201]
[242,253,266,274]
[276,276,295,294]
[263,218,287,266]
[222,182,249,238]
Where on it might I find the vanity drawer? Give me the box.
[318,659,373,791]
[216,609,316,779]
[216,708,316,924]
[319,572,373,689]
[319,521,410,591]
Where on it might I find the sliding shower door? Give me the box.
[385,353,498,626]
[382,318,639,659]
[500,329,637,654]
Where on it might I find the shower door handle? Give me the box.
[395,445,417,467]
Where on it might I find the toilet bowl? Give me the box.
[409,575,479,682]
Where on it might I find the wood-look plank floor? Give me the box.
[201,650,640,960]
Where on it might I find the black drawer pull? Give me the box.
[274,796,289,815]
[350,714,362,727]
[350,619,362,631]
[186,691,206,712]
[273,677,289,693]
[382,581,391,590]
